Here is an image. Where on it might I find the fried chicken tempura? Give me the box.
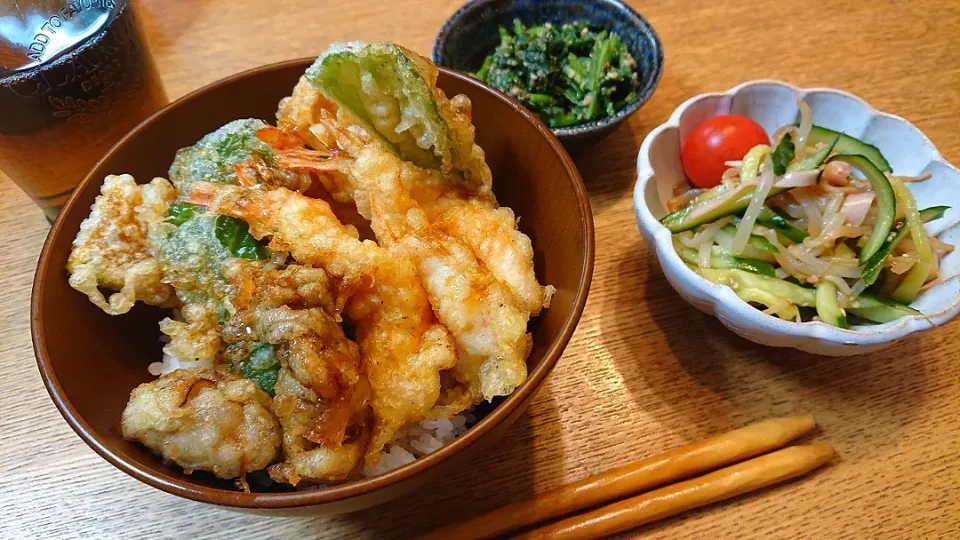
[188,181,457,465]
[121,368,281,482]
[67,175,177,315]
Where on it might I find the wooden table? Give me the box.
[3,0,959,537]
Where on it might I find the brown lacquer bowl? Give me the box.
[32,59,594,514]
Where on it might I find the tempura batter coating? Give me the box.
[269,368,368,485]
[67,175,177,315]
[223,305,372,484]
[275,115,538,403]
[223,260,340,316]
[277,81,551,318]
[427,195,554,316]
[277,76,337,128]
[121,368,281,481]
[350,145,532,402]
[158,303,222,367]
[188,182,456,465]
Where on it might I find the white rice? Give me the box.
[147,310,213,376]
[147,352,212,376]
[361,413,473,477]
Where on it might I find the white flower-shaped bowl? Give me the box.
[633,80,960,356]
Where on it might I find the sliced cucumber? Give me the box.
[673,240,776,276]
[756,207,808,243]
[848,293,921,323]
[788,133,840,172]
[717,223,777,257]
[815,280,848,328]
[807,125,891,172]
[697,268,817,307]
[919,205,951,223]
[696,268,923,325]
[861,205,951,285]
[826,154,896,263]
[662,185,790,233]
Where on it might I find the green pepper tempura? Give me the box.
[475,19,640,128]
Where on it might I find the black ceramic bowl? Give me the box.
[433,0,664,147]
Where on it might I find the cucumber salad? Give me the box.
[663,100,954,328]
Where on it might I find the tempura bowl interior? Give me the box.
[31,59,594,513]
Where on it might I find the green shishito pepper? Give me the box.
[474,19,640,128]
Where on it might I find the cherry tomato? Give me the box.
[681,115,770,188]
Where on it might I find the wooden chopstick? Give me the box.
[424,414,816,539]
[515,443,837,540]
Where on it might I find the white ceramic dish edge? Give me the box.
[633,79,960,356]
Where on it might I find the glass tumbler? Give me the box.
[0,0,168,221]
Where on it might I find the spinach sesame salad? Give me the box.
[474,19,640,128]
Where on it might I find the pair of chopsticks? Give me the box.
[425,415,834,540]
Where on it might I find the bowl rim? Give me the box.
[431,0,664,137]
[633,79,960,347]
[31,58,596,508]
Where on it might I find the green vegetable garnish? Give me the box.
[825,154,896,263]
[861,205,949,286]
[164,204,269,260]
[474,19,640,128]
[697,268,921,325]
[214,215,269,261]
[168,119,275,191]
[305,42,491,188]
[166,202,206,226]
[770,133,795,176]
[815,280,848,328]
[228,342,280,396]
[673,239,775,276]
[756,207,808,244]
[153,213,269,305]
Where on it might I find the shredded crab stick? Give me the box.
[662,99,954,328]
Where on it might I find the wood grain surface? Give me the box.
[2,1,959,538]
